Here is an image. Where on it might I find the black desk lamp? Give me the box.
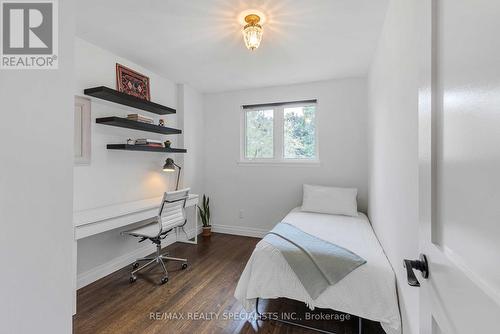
[163,158,181,190]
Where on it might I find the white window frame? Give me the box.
[239,100,320,166]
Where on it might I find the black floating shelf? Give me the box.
[96,117,182,135]
[107,144,187,153]
[84,86,176,115]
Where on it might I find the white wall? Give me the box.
[177,84,205,195]
[204,78,368,236]
[74,38,178,212]
[0,1,75,333]
[367,1,419,333]
[74,38,202,284]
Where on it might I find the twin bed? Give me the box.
[234,187,402,334]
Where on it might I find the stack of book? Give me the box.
[134,139,164,148]
[127,114,154,124]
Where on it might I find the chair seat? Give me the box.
[124,220,182,239]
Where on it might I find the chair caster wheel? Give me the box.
[129,276,137,283]
[132,262,139,269]
[160,277,169,285]
[181,262,188,270]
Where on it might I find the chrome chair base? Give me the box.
[129,241,188,285]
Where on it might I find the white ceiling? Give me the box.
[77,0,388,93]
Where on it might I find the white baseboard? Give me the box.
[77,227,201,289]
[211,224,267,238]
[76,225,264,289]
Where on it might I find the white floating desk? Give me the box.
[73,194,199,241]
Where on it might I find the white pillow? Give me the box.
[301,184,358,217]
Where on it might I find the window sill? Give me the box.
[237,160,321,167]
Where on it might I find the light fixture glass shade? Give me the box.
[243,24,263,50]
[242,14,263,51]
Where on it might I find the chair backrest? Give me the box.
[157,188,190,234]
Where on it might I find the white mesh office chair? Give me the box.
[123,188,190,285]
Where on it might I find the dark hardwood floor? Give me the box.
[74,233,385,334]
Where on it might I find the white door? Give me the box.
[417,0,500,333]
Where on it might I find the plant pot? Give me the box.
[202,226,212,237]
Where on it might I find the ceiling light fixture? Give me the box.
[242,13,263,51]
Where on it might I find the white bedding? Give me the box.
[234,208,401,334]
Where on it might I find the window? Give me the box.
[283,105,316,159]
[241,100,318,164]
[245,109,274,159]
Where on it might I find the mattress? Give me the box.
[234,208,401,334]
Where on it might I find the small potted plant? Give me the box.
[198,194,211,237]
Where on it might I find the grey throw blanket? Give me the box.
[263,223,366,299]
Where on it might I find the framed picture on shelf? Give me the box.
[116,63,151,101]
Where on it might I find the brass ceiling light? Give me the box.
[242,14,263,51]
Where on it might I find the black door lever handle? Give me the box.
[403,254,429,287]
